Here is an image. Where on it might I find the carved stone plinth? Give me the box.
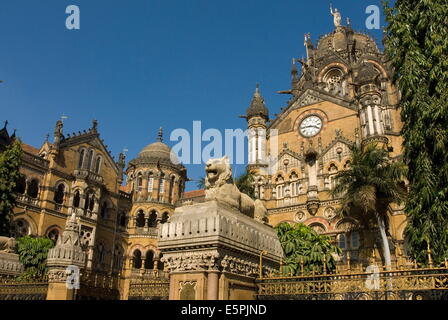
[159,201,283,300]
[46,213,86,300]
[0,252,24,277]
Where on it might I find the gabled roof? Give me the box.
[59,125,120,174]
[21,143,40,155]
[269,87,357,130]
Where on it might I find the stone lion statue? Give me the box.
[0,236,16,253]
[204,156,268,223]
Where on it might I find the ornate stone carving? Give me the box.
[47,212,86,271]
[162,250,220,273]
[295,211,306,222]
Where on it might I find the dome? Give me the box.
[139,141,172,159]
[131,128,182,168]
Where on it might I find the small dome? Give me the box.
[246,84,269,121]
[132,128,181,167]
[139,141,171,158]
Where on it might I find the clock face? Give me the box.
[299,115,322,137]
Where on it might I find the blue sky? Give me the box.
[0,0,385,190]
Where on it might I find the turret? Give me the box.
[244,84,269,166]
[50,120,63,158]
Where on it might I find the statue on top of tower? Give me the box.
[330,4,342,28]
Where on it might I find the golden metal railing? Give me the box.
[256,262,448,300]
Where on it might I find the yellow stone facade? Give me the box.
[244,24,407,265]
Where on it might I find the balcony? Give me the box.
[132,227,159,238]
[16,194,39,207]
[130,269,169,280]
[72,207,98,220]
[73,169,104,184]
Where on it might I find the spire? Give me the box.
[291,58,298,82]
[246,84,269,121]
[254,83,261,98]
[3,120,8,130]
[304,33,313,64]
[91,119,98,133]
[157,127,163,142]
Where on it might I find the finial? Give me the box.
[347,17,351,26]
[157,127,163,142]
[3,120,8,129]
[92,119,98,132]
[254,83,261,98]
[45,133,49,142]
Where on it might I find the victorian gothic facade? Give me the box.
[1,13,407,298]
[243,19,406,264]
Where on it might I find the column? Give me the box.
[374,105,383,135]
[207,271,219,300]
[367,105,375,136]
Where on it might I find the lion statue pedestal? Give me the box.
[159,157,283,300]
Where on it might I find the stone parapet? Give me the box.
[0,252,24,276]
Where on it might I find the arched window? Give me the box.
[350,232,360,249]
[13,219,30,237]
[344,160,351,169]
[148,211,158,228]
[54,183,65,204]
[147,173,154,194]
[27,179,39,198]
[78,149,85,169]
[86,150,94,171]
[84,191,95,211]
[133,250,142,269]
[113,245,123,271]
[14,175,27,194]
[100,202,108,219]
[47,228,59,242]
[136,210,145,227]
[157,253,164,271]
[136,173,143,193]
[168,176,175,203]
[94,156,102,174]
[97,243,106,266]
[119,212,127,227]
[275,175,285,199]
[73,190,81,208]
[324,68,343,86]
[329,164,339,190]
[145,250,154,269]
[161,212,169,224]
[158,174,165,199]
[338,234,347,250]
